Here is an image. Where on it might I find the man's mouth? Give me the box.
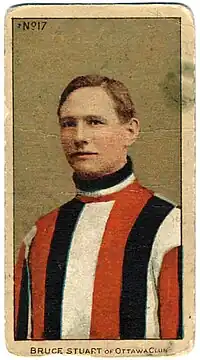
[70,151,98,158]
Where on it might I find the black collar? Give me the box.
[73,156,133,193]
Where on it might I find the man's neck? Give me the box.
[73,156,135,197]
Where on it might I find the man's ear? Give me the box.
[125,117,140,146]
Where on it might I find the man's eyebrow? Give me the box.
[59,115,107,122]
[59,116,77,123]
[84,115,107,121]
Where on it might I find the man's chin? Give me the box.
[68,157,125,179]
[69,162,106,180]
[70,161,98,178]
[73,167,102,179]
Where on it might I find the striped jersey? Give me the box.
[15,159,182,340]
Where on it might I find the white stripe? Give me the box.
[145,262,160,338]
[23,225,37,259]
[23,225,37,339]
[61,201,114,339]
[76,173,135,198]
[145,207,181,338]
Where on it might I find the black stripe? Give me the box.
[120,196,174,339]
[27,238,35,339]
[15,259,29,340]
[177,245,183,338]
[44,198,84,339]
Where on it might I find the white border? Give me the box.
[2,1,199,359]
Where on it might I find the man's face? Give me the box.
[59,86,135,178]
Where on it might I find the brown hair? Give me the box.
[57,75,137,123]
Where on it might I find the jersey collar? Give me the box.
[74,156,135,198]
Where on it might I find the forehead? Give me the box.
[60,86,119,119]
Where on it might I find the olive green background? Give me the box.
[13,18,181,256]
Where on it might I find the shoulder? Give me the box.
[150,192,181,248]
[22,198,76,252]
[35,197,77,228]
[149,194,181,279]
[147,192,177,211]
[152,193,181,244]
[138,185,180,228]
[136,187,180,233]
[35,207,59,228]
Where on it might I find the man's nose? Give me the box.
[74,121,89,144]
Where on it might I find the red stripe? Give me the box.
[158,247,179,339]
[29,209,59,339]
[14,243,26,336]
[90,181,153,339]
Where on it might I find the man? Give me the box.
[15,75,182,341]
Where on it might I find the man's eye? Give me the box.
[61,120,76,128]
[89,119,104,126]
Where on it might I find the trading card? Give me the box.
[4,3,195,356]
